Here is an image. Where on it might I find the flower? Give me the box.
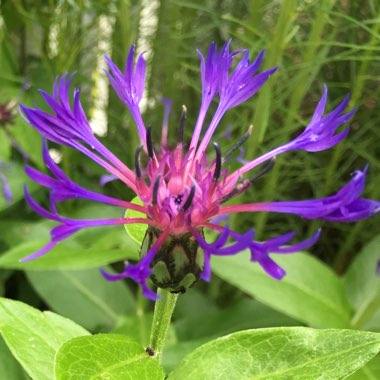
[20,42,379,300]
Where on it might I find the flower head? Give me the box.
[21,42,379,300]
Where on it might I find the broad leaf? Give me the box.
[0,220,51,246]
[0,163,37,211]
[0,238,138,270]
[0,129,11,160]
[26,268,135,331]
[174,299,298,341]
[347,355,380,380]
[212,251,352,327]
[169,328,380,380]
[162,338,210,374]
[344,235,380,329]
[113,313,154,346]
[10,115,44,168]
[167,300,298,373]
[54,334,165,380]
[114,313,177,349]
[174,289,218,320]
[0,336,29,380]
[0,297,89,380]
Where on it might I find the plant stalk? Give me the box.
[148,288,178,361]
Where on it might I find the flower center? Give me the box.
[173,193,184,206]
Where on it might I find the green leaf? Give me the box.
[0,336,29,380]
[26,268,135,331]
[0,297,89,380]
[113,313,154,346]
[0,220,51,246]
[169,328,380,380]
[162,338,210,374]
[114,313,177,349]
[0,163,37,211]
[212,251,352,328]
[174,299,298,341]
[0,238,138,270]
[174,289,218,320]
[363,309,380,333]
[10,115,44,168]
[344,235,380,329]
[166,300,298,373]
[0,129,11,160]
[124,196,147,245]
[54,334,165,380]
[346,355,380,380]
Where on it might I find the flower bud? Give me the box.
[141,227,204,293]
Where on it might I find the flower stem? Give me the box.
[148,288,178,360]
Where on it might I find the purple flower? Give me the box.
[20,42,379,300]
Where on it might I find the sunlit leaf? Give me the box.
[55,334,165,380]
[169,328,380,380]
[0,298,89,380]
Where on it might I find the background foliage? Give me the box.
[0,0,379,378]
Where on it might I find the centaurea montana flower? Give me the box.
[20,42,380,300]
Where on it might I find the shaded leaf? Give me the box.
[113,313,154,346]
[212,251,352,327]
[0,238,137,270]
[174,299,299,341]
[0,163,37,211]
[344,235,380,329]
[346,355,380,380]
[26,268,135,331]
[0,336,29,380]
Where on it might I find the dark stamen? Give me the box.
[220,157,276,203]
[213,142,222,181]
[152,176,161,205]
[178,105,187,144]
[247,156,276,183]
[223,125,253,164]
[134,145,143,177]
[146,126,154,158]
[183,184,196,211]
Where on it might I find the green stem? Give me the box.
[148,288,178,360]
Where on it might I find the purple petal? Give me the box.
[99,174,118,186]
[258,256,286,279]
[19,241,58,262]
[24,186,62,221]
[274,229,321,254]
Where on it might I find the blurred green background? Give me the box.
[0,0,379,299]
[1,0,379,268]
[0,0,380,377]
